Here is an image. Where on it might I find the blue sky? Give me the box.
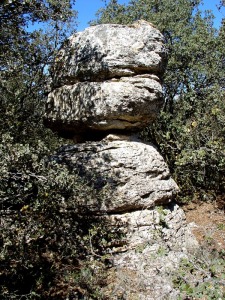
[75,0,224,31]
[75,0,129,31]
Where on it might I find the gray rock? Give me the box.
[44,20,167,138]
[53,134,179,212]
[51,134,199,298]
[44,74,163,137]
[103,204,198,299]
[44,21,199,299]
[51,20,166,87]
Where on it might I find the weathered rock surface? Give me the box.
[45,21,199,299]
[51,20,166,86]
[44,20,166,139]
[51,134,198,298]
[45,75,163,137]
[53,134,179,212]
[103,204,198,299]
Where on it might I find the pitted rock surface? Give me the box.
[45,75,163,137]
[44,20,166,139]
[103,204,198,299]
[51,20,166,86]
[45,21,199,299]
[53,135,179,212]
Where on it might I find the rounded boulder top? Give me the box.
[51,20,167,87]
[44,20,167,141]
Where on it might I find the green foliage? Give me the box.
[0,1,114,298]
[145,86,225,201]
[0,134,120,298]
[156,206,169,228]
[0,0,78,211]
[0,0,77,145]
[1,0,225,298]
[94,0,225,201]
[173,250,225,299]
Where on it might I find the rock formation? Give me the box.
[45,20,198,299]
[54,135,179,213]
[44,20,166,139]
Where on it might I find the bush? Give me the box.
[0,134,121,299]
[173,249,225,299]
[142,87,225,202]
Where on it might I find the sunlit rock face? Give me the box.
[44,20,167,139]
[53,135,179,213]
[51,20,166,86]
[45,21,199,300]
[52,134,199,299]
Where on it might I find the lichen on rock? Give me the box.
[44,20,167,140]
[44,20,198,299]
[54,135,179,213]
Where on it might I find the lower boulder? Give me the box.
[53,134,179,213]
[51,134,198,299]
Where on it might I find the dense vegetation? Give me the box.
[94,0,225,202]
[0,0,225,298]
[0,1,105,298]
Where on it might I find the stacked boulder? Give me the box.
[44,21,198,299]
[44,20,166,141]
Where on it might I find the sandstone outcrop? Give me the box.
[53,134,198,299]
[45,75,163,138]
[45,21,198,299]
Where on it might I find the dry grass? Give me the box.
[183,200,225,251]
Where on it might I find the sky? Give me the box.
[75,0,129,31]
[74,0,224,31]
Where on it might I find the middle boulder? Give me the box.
[44,20,167,140]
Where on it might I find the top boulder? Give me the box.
[44,21,167,140]
[51,20,167,87]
